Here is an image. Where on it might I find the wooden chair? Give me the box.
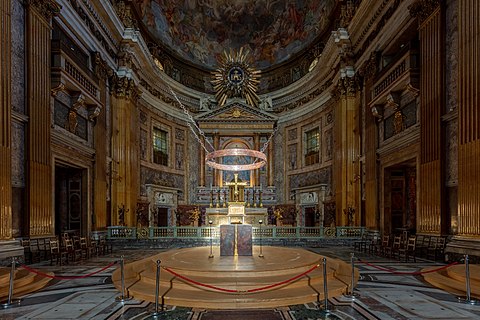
[79,237,95,259]
[21,239,32,264]
[415,235,431,258]
[399,235,416,262]
[354,232,368,252]
[384,235,401,259]
[375,235,390,256]
[64,239,82,262]
[29,239,41,263]
[50,240,68,265]
[427,236,446,261]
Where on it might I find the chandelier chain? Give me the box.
[260,126,278,153]
[168,86,215,153]
[168,86,277,170]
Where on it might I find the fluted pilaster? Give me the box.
[334,76,360,226]
[110,75,139,227]
[0,0,12,240]
[457,0,480,236]
[25,0,60,236]
[411,1,444,234]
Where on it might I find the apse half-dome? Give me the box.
[135,0,336,70]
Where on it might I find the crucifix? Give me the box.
[225,173,248,203]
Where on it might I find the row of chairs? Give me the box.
[21,235,112,265]
[355,232,447,262]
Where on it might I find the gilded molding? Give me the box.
[27,0,61,20]
[335,76,359,98]
[112,0,138,29]
[109,75,140,100]
[358,51,379,82]
[339,1,357,28]
[409,0,441,23]
[277,78,333,112]
[51,82,65,97]
[92,52,110,81]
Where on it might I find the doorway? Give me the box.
[55,165,86,236]
[384,160,416,234]
[155,207,169,227]
[304,206,316,227]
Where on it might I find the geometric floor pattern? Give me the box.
[1,246,480,320]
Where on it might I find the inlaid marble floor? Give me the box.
[1,246,480,320]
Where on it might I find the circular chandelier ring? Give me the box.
[205,148,267,171]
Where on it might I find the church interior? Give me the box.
[2,0,480,319]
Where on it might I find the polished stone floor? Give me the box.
[1,245,480,320]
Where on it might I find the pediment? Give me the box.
[196,100,276,123]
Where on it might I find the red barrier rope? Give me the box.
[163,264,319,294]
[357,259,459,275]
[20,261,118,280]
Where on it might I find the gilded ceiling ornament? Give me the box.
[211,48,260,108]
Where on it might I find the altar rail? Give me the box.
[107,226,366,240]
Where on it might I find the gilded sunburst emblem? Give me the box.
[211,48,261,107]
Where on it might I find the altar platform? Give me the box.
[112,246,357,309]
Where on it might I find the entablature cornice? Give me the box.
[57,0,119,62]
[27,0,61,21]
[350,0,409,65]
[269,33,340,113]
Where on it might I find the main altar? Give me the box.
[205,174,267,226]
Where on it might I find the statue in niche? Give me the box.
[393,109,406,134]
[66,110,78,133]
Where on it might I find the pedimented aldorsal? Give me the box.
[196,99,276,133]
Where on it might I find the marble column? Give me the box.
[0,0,12,240]
[25,0,60,236]
[267,133,274,186]
[254,133,260,186]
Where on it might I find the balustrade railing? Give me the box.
[107,226,365,240]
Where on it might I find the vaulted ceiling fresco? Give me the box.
[135,0,336,70]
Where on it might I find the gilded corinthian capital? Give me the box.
[27,0,61,20]
[409,0,441,23]
[109,74,140,100]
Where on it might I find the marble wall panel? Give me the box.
[11,121,25,187]
[445,118,458,185]
[11,0,25,114]
[141,166,184,195]
[445,0,458,113]
[140,129,147,160]
[273,126,285,203]
[289,166,332,190]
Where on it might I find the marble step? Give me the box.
[422,265,480,299]
[113,246,355,309]
[0,267,53,299]
[126,279,346,309]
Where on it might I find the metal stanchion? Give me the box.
[208,220,214,258]
[344,253,358,300]
[258,219,264,258]
[115,256,133,302]
[1,257,21,309]
[457,254,480,305]
[147,260,164,319]
[321,257,333,313]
